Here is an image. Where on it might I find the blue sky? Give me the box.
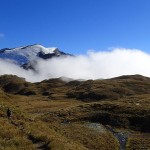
[0,0,150,54]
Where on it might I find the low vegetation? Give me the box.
[0,74,150,149]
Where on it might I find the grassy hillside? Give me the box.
[0,74,150,149]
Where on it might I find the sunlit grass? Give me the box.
[0,74,150,149]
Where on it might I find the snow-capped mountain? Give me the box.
[0,44,70,69]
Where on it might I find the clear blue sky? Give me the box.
[0,0,150,54]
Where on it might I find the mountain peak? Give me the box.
[20,44,58,54]
[0,44,70,67]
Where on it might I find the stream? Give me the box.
[106,126,128,150]
[86,123,128,150]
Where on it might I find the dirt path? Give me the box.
[33,142,47,150]
[29,138,49,150]
[10,120,49,150]
[28,133,49,150]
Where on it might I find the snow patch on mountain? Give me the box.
[0,44,65,66]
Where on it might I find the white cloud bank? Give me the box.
[1,48,150,82]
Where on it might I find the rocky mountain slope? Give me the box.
[0,44,71,69]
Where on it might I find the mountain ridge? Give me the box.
[0,44,72,69]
